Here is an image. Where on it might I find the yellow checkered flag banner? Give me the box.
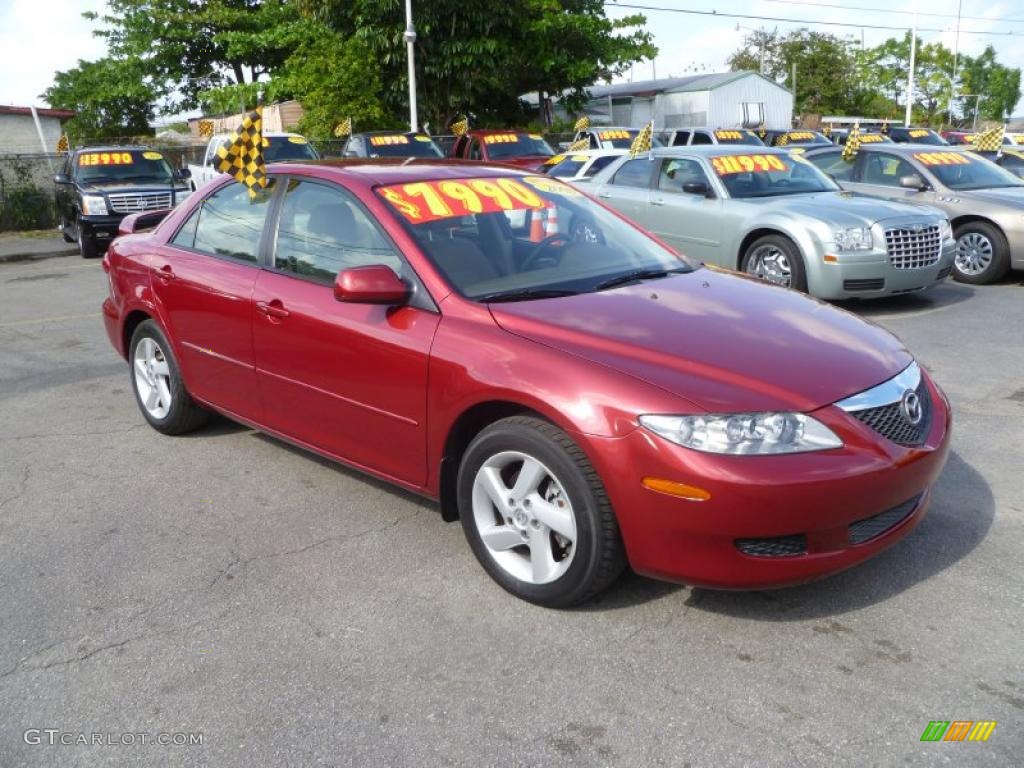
[842,123,861,162]
[566,137,590,152]
[972,124,1004,152]
[216,107,267,199]
[574,116,590,132]
[776,132,790,147]
[822,123,832,138]
[628,121,653,159]
[198,120,214,138]
[56,134,69,153]
[450,116,469,137]
[757,123,767,140]
[334,117,352,138]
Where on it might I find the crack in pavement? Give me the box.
[0,466,30,511]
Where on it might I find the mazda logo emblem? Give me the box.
[900,389,923,425]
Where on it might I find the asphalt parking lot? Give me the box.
[0,251,1021,767]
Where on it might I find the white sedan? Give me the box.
[542,149,625,182]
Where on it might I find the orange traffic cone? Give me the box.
[528,209,545,242]
[544,206,560,236]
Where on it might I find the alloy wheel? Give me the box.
[955,232,993,276]
[133,337,172,419]
[471,450,577,585]
[746,244,792,286]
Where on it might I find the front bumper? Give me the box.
[808,239,956,299]
[79,214,127,244]
[584,373,952,589]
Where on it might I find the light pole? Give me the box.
[905,17,917,127]
[404,0,418,132]
[735,24,768,75]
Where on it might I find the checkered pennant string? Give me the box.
[972,124,1004,152]
[198,120,214,138]
[629,121,653,159]
[776,132,790,147]
[574,115,590,132]
[566,137,591,151]
[215,107,267,199]
[450,116,469,137]
[334,117,352,138]
[56,134,69,152]
[842,123,861,162]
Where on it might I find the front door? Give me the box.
[594,158,656,227]
[647,158,722,262]
[252,178,440,486]
[848,151,934,205]
[151,179,276,419]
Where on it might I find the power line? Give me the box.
[607,3,1024,36]
[764,0,1024,25]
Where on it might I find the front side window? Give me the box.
[274,180,403,284]
[671,131,691,146]
[859,153,918,186]
[805,150,854,181]
[658,159,710,193]
[189,179,277,263]
[612,159,654,188]
[376,175,692,301]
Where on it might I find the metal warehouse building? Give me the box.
[565,71,794,131]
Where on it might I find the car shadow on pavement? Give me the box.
[835,281,976,318]
[672,450,994,621]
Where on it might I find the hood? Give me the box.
[489,269,911,413]
[81,180,188,194]
[748,191,938,226]
[961,186,1024,206]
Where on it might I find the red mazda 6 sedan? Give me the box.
[102,160,951,607]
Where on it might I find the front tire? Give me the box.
[953,221,1009,285]
[129,320,209,435]
[76,216,99,259]
[457,416,626,607]
[741,234,807,292]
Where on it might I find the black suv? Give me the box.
[341,131,444,158]
[54,147,191,258]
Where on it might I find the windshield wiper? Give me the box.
[594,267,686,291]
[476,288,580,303]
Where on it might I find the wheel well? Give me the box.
[438,401,544,522]
[121,310,151,359]
[737,228,793,269]
[950,215,1003,237]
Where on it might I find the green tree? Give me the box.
[298,0,655,128]
[959,46,1022,121]
[43,57,156,139]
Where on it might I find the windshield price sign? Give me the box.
[715,130,744,140]
[483,134,520,144]
[79,152,134,166]
[378,177,545,223]
[914,152,971,166]
[711,154,788,175]
[599,130,631,140]
[370,135,409,146]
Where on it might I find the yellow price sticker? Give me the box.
[914,151,971,166]
[287,136,308,144]
[711,153,789,175]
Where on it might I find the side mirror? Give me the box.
[175,167,191,180]
[682,181,713,198]
[54,173,70,184]
[333,265,409,305]
[899,174,929,191]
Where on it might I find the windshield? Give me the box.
[376,174,692,301]
[777,131,831,146]
[710,152,838,198]
[898,128,947,145]
[914,151,1024,190]
[548,154,619,179]
[76,150,176,183]
[365,134,444,158]
[596,129,665,149]
[483,133,555,158]
[713,129,765,146]
[263,136,319,162]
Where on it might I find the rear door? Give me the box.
[150,179,276,419]
[251,177,440,485]
[593,158,657,226]
[647,158,722,261]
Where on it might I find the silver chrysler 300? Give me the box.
[803,143,1024,284]
[580,146,954,300]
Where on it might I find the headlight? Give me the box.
[639,413,843,455]
[938,218,952,240]
[832,226,873,251]
[81,195,108,216]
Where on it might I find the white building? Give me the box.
[0,106,75,155]
[566,72,794,131]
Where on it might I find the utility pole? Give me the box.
[905,17,917,127]
[404,0,418,132]
[947,0,962,125]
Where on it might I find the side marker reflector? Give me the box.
[642,477,711,501]
[823,254,839,263]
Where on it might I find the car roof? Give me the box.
[265,159,534,186]
[465,128,537,135]
[353,130,431,137]
[74,146,155,153]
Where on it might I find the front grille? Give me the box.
[107,191,173,214]
[844,278,885,292]
[884,224,941,269]
[849,494,922,545]
[848,378,932,447]
[736,534,807,558]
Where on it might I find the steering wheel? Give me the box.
[522,234,570,270]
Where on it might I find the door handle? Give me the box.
[597,192,612,199]
[256,300,290,319]
[157,265,176,282]
[650,198,665,206]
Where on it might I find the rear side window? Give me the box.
[612,159,653,188]
[691,132,713,145]
[190,180,276,263]
[805,151,854,182]
[586,155,619,177]
[672,131,691,146]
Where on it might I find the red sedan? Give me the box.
[102,161,951,607]
[448,129,557,169]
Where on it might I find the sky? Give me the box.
[1,0,1022,116]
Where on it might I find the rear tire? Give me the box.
[129,320,209,435]
[457,416,626,607]
[953,221,1009,285]
[741,234,807,292]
